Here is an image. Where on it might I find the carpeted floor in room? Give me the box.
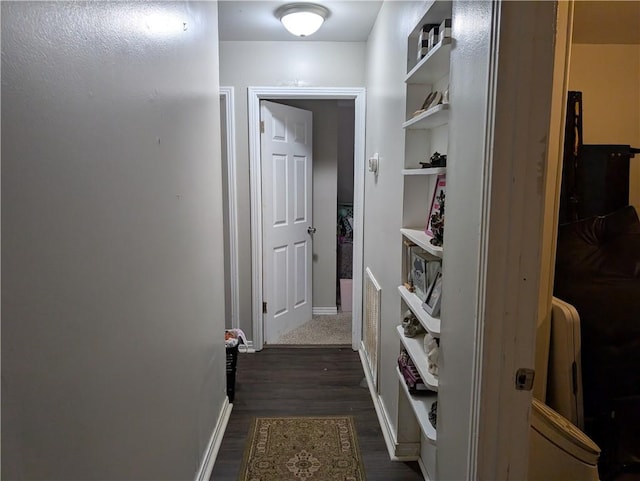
[275,311,352,345]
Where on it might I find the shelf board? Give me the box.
[400,228,443,258]
[406,38,452,85]
[396,325,438,391]
[402,167,446,176]
[396,367,437,444]
[403,104,449,130]
[398,285,441,337]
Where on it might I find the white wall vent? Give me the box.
[364,267,381,390]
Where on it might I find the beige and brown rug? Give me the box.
[238,416,366,481]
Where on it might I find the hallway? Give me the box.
[210,348,424,481]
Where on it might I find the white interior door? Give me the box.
[261,100,313,344]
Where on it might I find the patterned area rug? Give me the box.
[238,416,366,481]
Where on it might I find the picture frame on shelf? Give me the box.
[403,239,417,291]
[410,246,440,302]
[425,173,446,246]
[422,267,443,317]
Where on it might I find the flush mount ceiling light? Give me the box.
[276,3,330,37]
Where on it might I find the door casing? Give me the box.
[248,87,366,351]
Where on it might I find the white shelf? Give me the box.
[401,228,443,258]
[396,367,437,444]
[406,38,452,85]
[402,167,446,176]
[398,285,441,337]
[403,103,449,130]
[396,325,438,391]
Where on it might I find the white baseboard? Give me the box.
[418,457,432,481]
[194,397,233,481]
[358,346,420,461]
[312,306,338,315]
[239,340,256,353]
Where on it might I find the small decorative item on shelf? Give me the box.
[424,333,440,377]
[419,151,447,168]
[427,25,439,51]
[398,348,431,395]
[425,173,446,246]
[412,90,442,117]
[417,23,438,60]
[402,310,426,338]
[422,268,443,317]
[442,85,450,104]
[439,18,452,40]
[429,401,438,429]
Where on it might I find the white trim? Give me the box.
[248,87,366,352]
[194,397,233,481]
[239,340,256,353]
[417,457,432,481]
[358,346,420,461]
[312,307,338,316]
[219,86,240,330]
[470,3,558,480]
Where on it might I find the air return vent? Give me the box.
[364,267,381,390]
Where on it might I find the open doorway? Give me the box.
[247,87,366,351]
[264,98,355,346]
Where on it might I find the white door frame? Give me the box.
[248,87,365,351]
[219,87,240,329]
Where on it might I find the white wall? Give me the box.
[363,0,428,444]
[1,2,227,479]
[568,43,640,212]
[219,41,366,336]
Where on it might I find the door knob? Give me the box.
[307,226,317,235]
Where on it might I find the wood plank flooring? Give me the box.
[210,347,424,481]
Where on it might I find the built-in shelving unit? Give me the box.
[396,1,453,478]
[396,367,438,443]
[398,285,440,337]
[403,104,449,130]
[396,325,438,391]
[402,167,447,176]
[400,228,443,258]
[405,38,452,84]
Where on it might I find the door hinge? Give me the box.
[262,301,267,314]
[260,120,265,134]
[515,368,535,391]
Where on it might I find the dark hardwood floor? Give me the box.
[210,347,424,481]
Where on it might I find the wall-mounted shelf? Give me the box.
[398,285,441,337]
[401,228,443,258]
[403,104,449,130]
[396,325,439,391]
[402,167,447,176]
[396,367,438,443]
[406,38,452,85]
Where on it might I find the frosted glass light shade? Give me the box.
[276,4,329,37]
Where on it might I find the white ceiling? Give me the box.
[218,1,383,42]
[218,1,640,44]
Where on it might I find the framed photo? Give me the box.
[425,173,446,241]
[422,268,443,317]
[410,247,440,302]
[410,247,429,302]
